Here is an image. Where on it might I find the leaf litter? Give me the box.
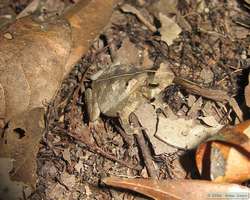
[0,0,250,199]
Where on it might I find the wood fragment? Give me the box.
[129,113,158,179]
[174,77,230,102]
[103,177,250,200]
[228,98,243,122]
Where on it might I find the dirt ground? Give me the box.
[1,0,250,199]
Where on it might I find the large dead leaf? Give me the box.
[0,0,117,193]
[103,177,250,200]
[196,120,250,183]
[0,0,117,122]
[134,103,177,155]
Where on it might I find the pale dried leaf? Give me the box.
[114,38,142,66]
[61,172,76,189]
[62,148,71,164]
[187,95,196,107]
[0,1,116,191]
[146,62,174,98]
[150,0,178,16]
[187,97,203,118]
[156,117,223,149]
[200,68,214,84]
[196,0,206,13]
[134,103,177,154]
[159,13,182,46]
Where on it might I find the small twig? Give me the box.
[198,27,228,38]
[217,69,243,85]
[113,123,134,147]
[129,113,158,179]
[233,18,250,29]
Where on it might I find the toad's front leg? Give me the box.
[85,88,101,122]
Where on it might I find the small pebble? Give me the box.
[241,51,247,60]
[3,32,13,40]
[204,7,210,13]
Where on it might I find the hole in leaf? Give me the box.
[13,128,26,139]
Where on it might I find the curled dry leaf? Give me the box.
[103,177,250,200]
[196,120,250,183]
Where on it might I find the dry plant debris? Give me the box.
[103,177,250,200]
[0,0,250,199]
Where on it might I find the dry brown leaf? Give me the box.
[0,108,44,188]
[0,157,32,199]
[0,0,117,122]
[103,177,250,200]
[196,120,250,183]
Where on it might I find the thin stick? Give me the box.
[174,77,230,102]
[129,113,158,179]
